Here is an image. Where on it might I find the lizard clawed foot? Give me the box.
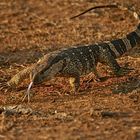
[95,77,103,82]
[95,78,101,82]
[95,77,108,82]
[69,87,79,95]
[22,81,33,103]
[115,67,133,77]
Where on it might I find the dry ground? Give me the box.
[0,0,140,140]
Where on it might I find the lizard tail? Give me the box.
[70,3,140,58]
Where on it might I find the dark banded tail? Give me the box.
[107,24,140,58]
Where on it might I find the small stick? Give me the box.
[70,4,118,19]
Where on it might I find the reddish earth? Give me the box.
[0,0,140,139]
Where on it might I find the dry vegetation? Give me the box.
[0,0,140,139]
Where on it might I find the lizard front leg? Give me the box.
[69,75,80,94]
[92,66,103,81]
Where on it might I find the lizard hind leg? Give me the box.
[99,48,130,77]
[98,46,122,76]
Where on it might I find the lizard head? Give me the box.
[31,59,65,85]
[30,64,51,85]
[32,70,51,84]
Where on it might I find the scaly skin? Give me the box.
[6,4,140,102]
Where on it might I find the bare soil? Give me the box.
[0,0,140,140]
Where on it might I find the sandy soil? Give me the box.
[0,0,140,139]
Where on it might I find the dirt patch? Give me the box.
[0,0,140,139]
